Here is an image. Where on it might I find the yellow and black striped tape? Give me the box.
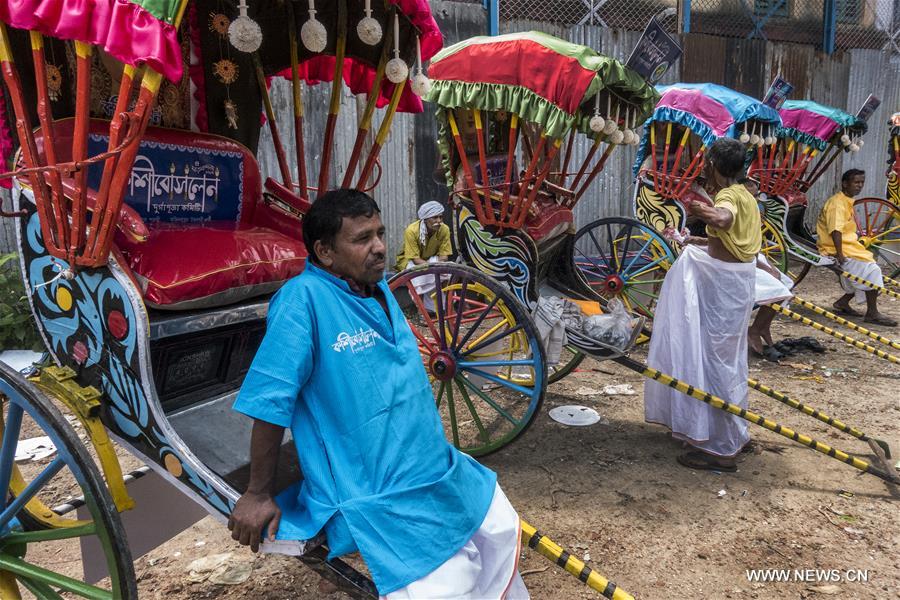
[747,378,867,439]
[838,270,900,301]
[770,305,900,365]
[520,520,633,600]
[748,378,892,459]
[793,296,900,351]
[615,357,896,483]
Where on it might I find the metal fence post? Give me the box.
[484,0,499,36]
[823,0,837,54]
[681,0,692,34]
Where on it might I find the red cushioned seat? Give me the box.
[117,223,306,310]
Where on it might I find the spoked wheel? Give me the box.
[760,220,788,272]
[548,346,584,384]
[389,264,546,457]
[854,197,900,278]
[761,220,811,286]
[571,217,675,319]
[0,362,136,599]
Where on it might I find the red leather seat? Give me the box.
[31,119,308,310]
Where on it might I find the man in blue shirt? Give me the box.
[229,189,528,598]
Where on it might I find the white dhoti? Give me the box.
[838,257,884,303]
[382,484,528,599]
[644,245,755,457]
[405,258,442,311]
[754,254,794,306]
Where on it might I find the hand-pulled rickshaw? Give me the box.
[0,0,453,596]
[386,31,661,457]
[390,39,899,519]
[631,82,784,288]
[852,111,900,280]
[743,99,868,285]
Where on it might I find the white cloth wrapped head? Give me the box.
[418,201,446,246]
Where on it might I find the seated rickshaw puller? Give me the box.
[816,169,897,327]
[395,200,452,312]
[645,138,761,472]
[229,189,528,598]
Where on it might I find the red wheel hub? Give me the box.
[429,351,457,382]
[602,274,625,294]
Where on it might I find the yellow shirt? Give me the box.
[705,184,762,263]
[395,221,453,271]
[816,192,874,262]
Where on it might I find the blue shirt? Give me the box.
[233,262,497,594]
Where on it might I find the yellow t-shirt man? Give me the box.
[395,221,453,271]
[816,192,874,262]
[705,183,762,263]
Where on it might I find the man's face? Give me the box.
[315,213,387,286]
[424,215,443,234]
[842,174,865,198]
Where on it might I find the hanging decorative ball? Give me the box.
[849,143,860,152]
[228,16,262,53]
[631,134,641,147]
[386,57,409,84]
[624,130,637,145]
[749,134,760,145]
[602,121,618,135]
[301,17,328,53]
[857,139,865,148]
[739,133,751,144]
[357,17,382,45]
[840,134,851,146]
[590,115,606,133]
[765,136,775,145]
[610,129,625,145]
[411,72,432,96]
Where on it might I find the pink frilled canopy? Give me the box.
[0,0,442,114]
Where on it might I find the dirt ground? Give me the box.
[16,268,900,599]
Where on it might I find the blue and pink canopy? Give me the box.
[634,82,781,175]
[778,100,866,151]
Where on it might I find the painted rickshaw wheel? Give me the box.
[547,346,584,384]
[389,264,546,457]
[854,197,900,278]
[570,217,675,321]
[761,221,811,286]
[0,362,136,599]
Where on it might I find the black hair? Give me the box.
[302,189,381,263]
[841,168,865,183]
[707,138,747,179]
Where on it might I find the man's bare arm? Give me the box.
[831,230,845,265]
[689,200,734,230]
[228,419,285,552]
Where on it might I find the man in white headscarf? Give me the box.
[396,201,452,311]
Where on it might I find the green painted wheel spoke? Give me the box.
[627,285,659,300]
[446,379,460,448]
[2,522,97,545]
[0,554,112,600]
[435,381,446,410]
[458,376,521,426]
[18,574,64,600]
[624,290,654,316]
[454,378,490,444]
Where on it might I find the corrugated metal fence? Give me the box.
[2,1,899,257]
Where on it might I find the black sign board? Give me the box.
[625,16,682,84]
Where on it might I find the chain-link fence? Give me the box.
[499,0,900,53]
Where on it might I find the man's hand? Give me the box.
[228,492,281,552]
[835,253,846,268]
